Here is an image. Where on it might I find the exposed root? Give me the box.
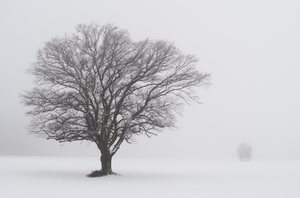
[87,170,117,177]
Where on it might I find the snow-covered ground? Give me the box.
[1,156,300,198]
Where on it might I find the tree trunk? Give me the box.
[100,152,113,175]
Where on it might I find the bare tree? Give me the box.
[237,143,252,161]
[21,24,209,176]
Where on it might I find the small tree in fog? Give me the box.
[237,143,252,161]
[21,23,209,176]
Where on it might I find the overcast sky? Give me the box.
[0,0,300,160]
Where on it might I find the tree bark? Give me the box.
[100,152,113,175]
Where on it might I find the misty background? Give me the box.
[0,0,299,160]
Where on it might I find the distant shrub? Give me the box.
[237,143,252,161]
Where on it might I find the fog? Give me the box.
[0,0,300,160]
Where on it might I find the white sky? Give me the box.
[0,0,300,160]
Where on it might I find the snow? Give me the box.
[1,156,300,198]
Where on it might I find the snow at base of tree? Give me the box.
[0,156,300,198]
